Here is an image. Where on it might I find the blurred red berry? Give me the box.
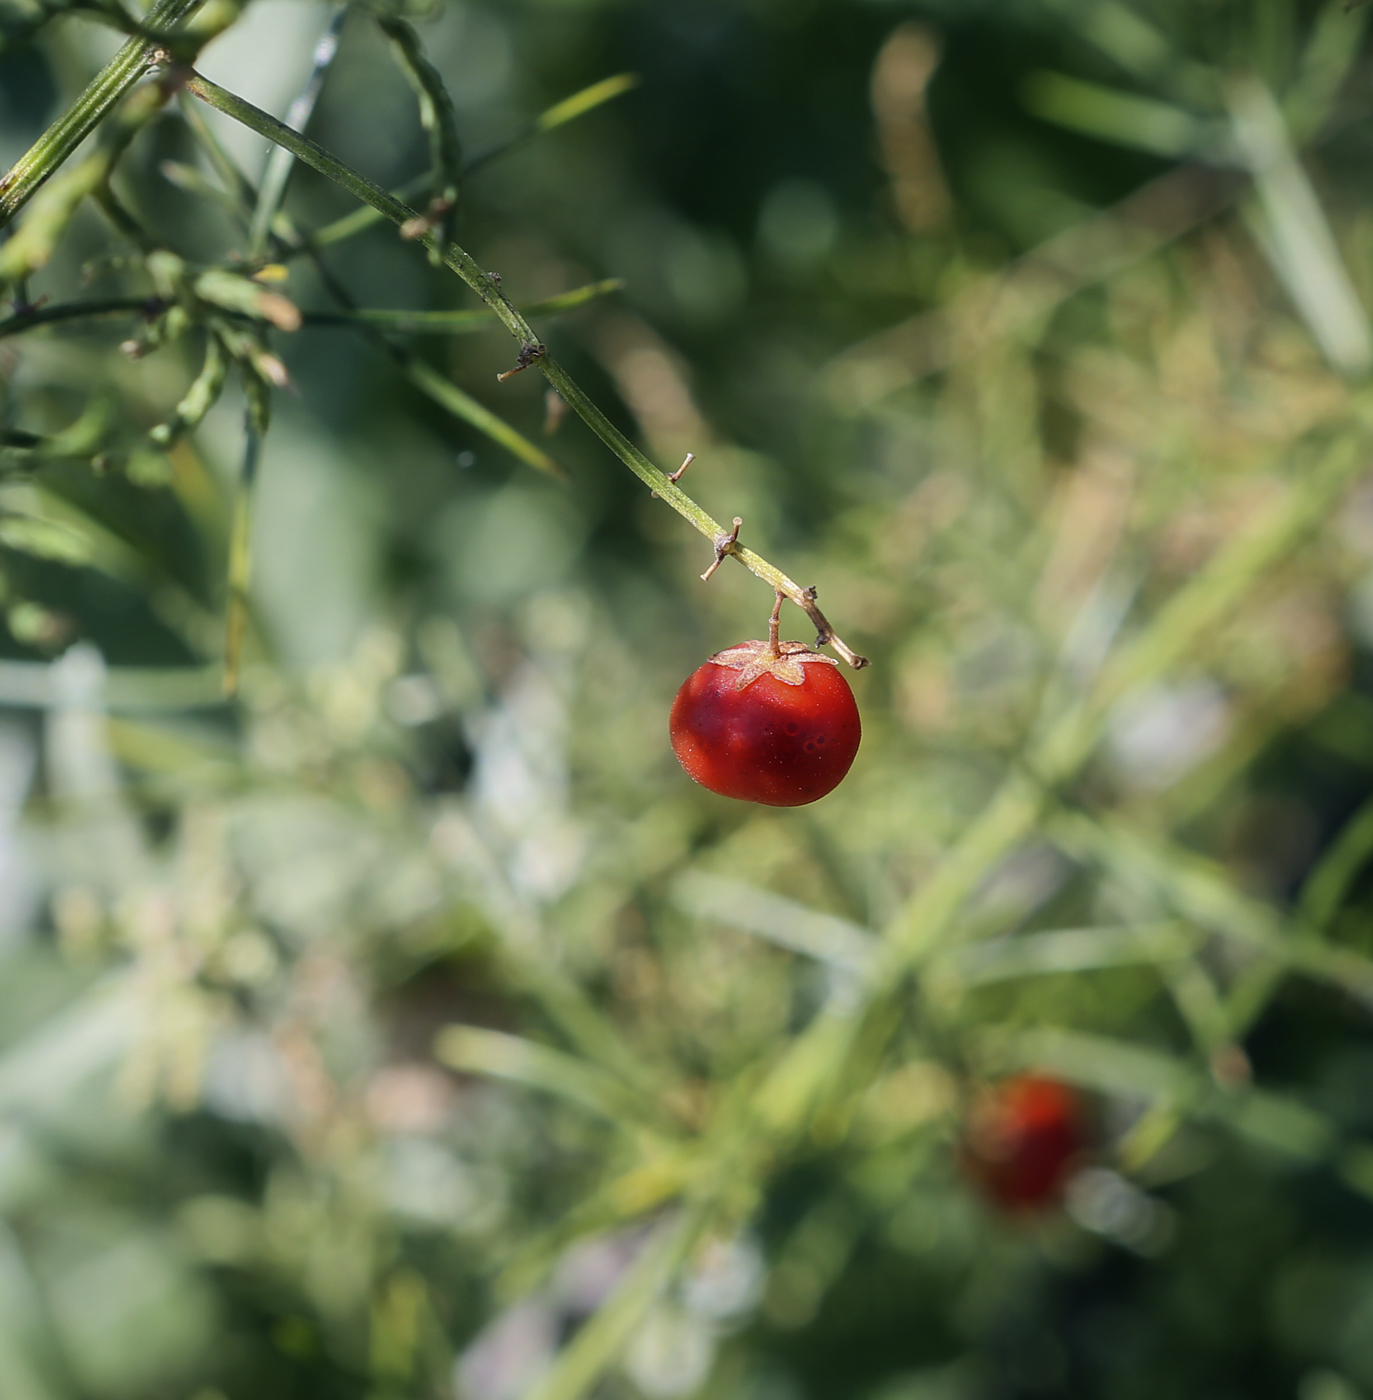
[962,1074,1084,1210]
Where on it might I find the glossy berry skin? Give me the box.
[962,1075,1084,1211]
[670,641,861,807]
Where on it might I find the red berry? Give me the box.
[669,636,861,807]
[962,1075,1084,1210]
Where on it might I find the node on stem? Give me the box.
[701,517,742,582]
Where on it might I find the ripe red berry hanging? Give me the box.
[961,1074,1085,1211]
[670,592,861,807]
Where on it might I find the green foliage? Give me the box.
[5,2,1373,1399]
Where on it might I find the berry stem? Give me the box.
[767,590,783,657]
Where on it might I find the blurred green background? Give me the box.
[7,1,1373,1397]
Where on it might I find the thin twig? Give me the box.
[177,91,259,213]
[0,296,155,338]
[377,13,462,264]
[249,6,347,257]
[222,407,263,695]
[496,339,546,382]
[278,75,637,263]
[301,233,563,478]
[300,280,622,333]
[651,451,694,498]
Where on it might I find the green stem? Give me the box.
[179,73,530,333]
[248,6,347,256]
[301,232,562,477]
[222,398,265,696]
[288,75,637,259]
[0,0,202,226]
[287,173,429,254]
[300,279,624,333]
[182,67,868,666]
[523,1204,712,1400]
[377,13,462,262]
[466,73,638,180]
[400,353,562,480]
[0,78,169,286]
[177,91,259,214]
[0,296,154,338]
[1298,791,1373,929]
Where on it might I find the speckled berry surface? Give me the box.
[669,654,861,806]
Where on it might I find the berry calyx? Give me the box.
[670,593,861,807]
[706,636,841,690]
